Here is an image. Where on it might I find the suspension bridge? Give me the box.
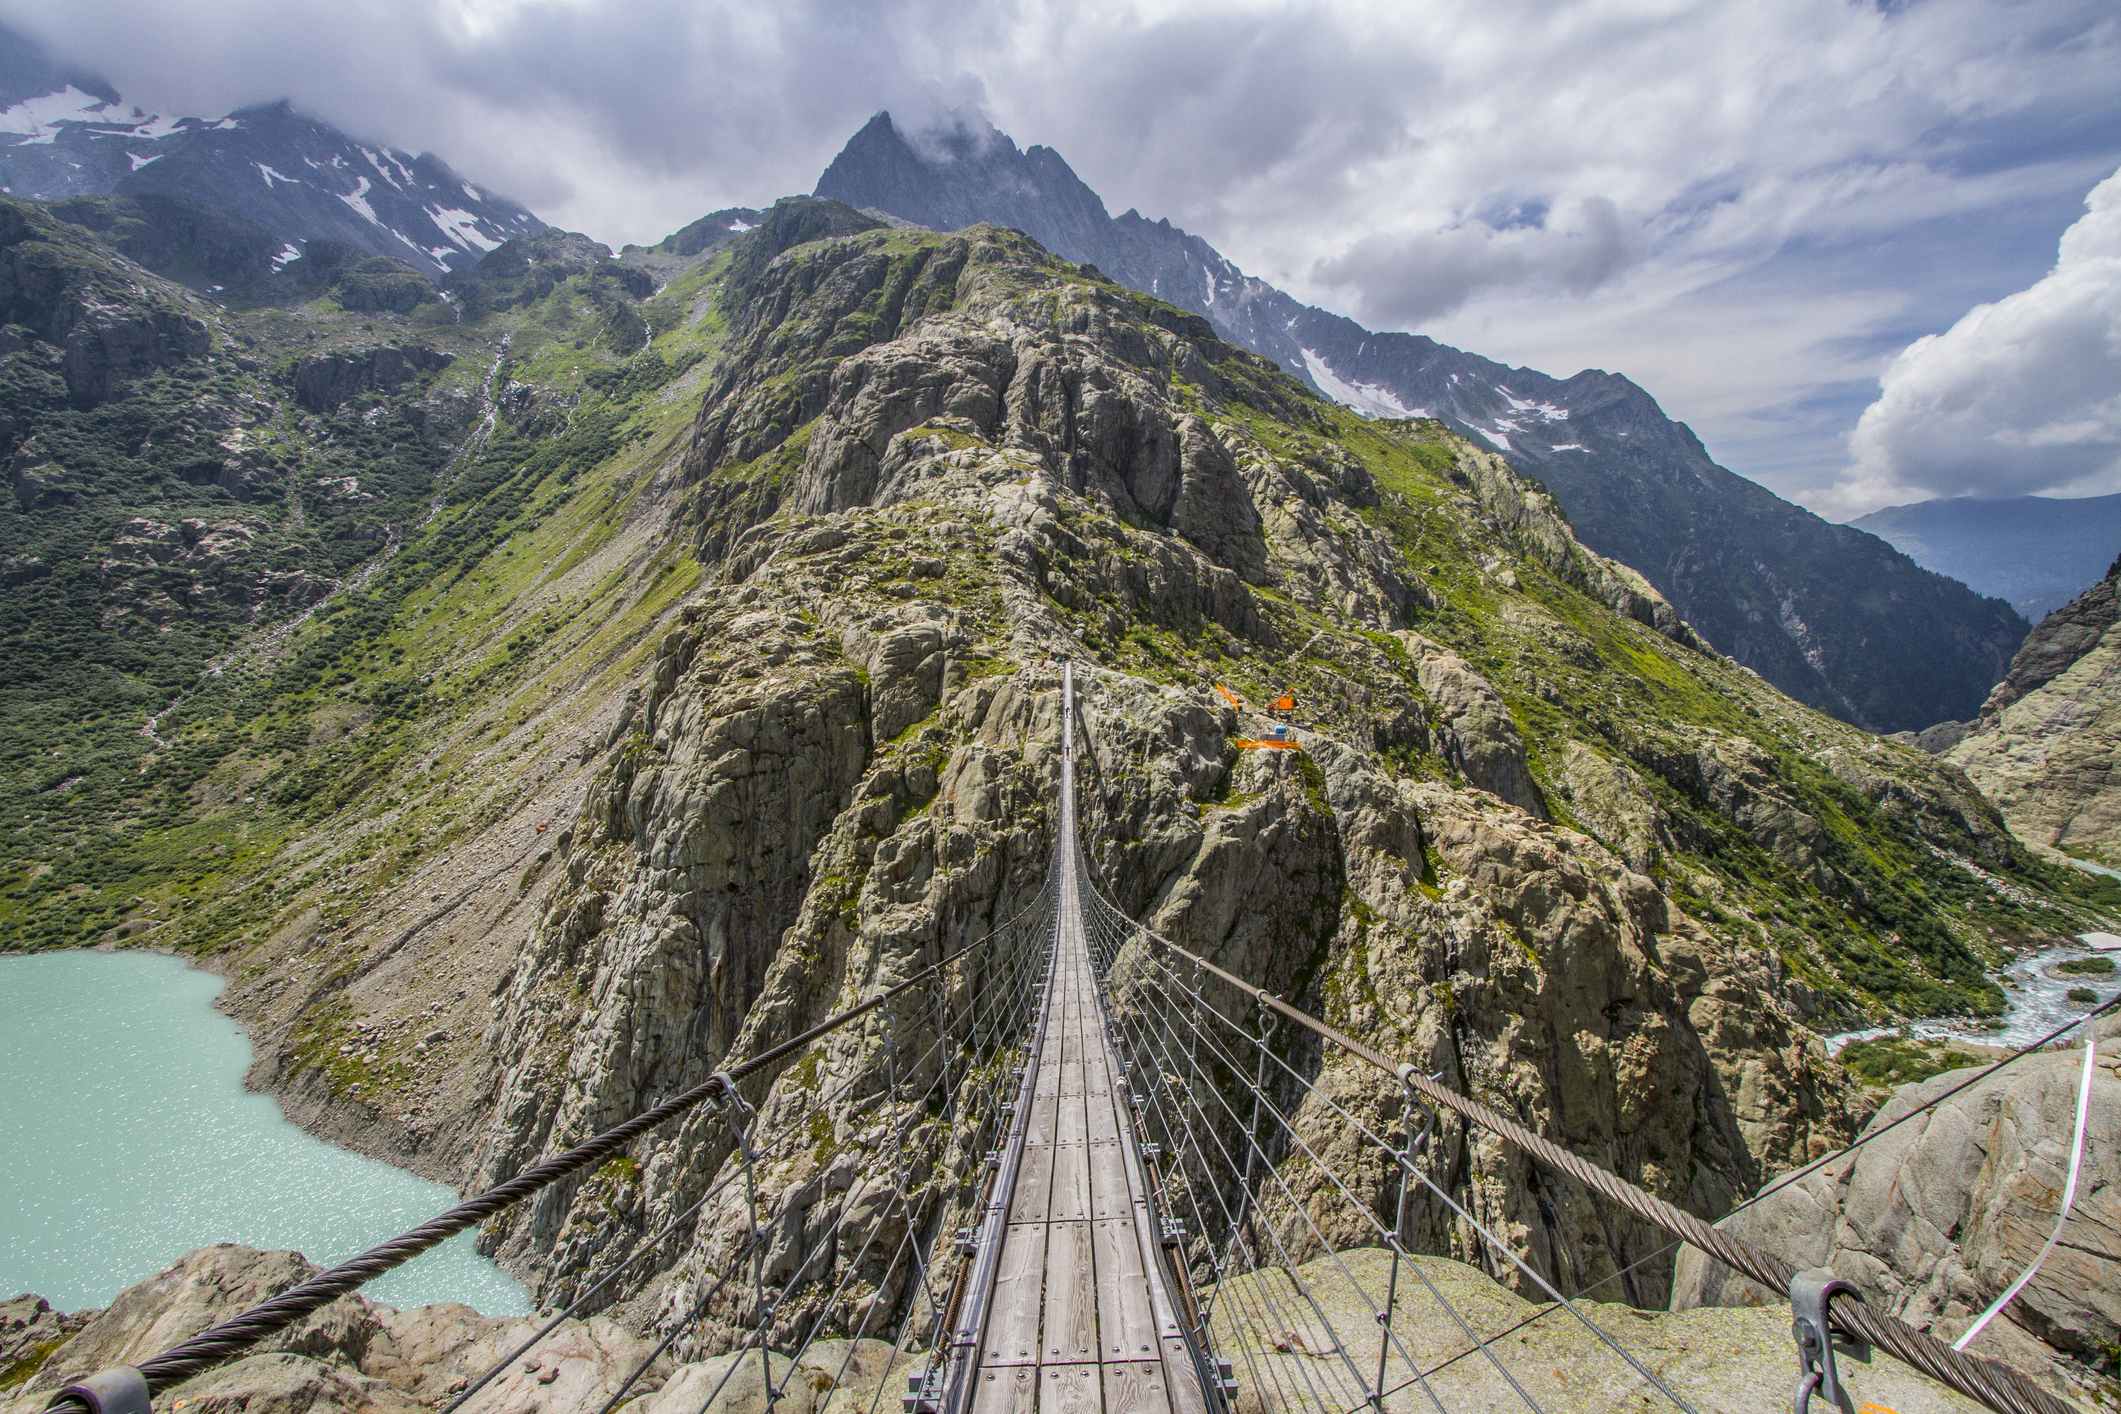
[35,664,2108,1414]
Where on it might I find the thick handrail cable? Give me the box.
[1407,991,2121,1377]
[47,899,1049,1412]
[1102,901,2083,1414]
[438,1002,978,1414]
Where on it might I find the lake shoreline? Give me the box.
[0,949,528,1316]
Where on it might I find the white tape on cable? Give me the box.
[1952,1035,2101,1351]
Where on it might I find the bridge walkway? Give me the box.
[961,667,1211,1414]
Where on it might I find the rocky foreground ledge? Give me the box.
[2,1242,1993,1414]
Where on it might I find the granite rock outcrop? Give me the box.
[1674,1024,2121,1395]
[1935,557,2121,866]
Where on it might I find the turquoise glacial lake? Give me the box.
[0,950,529,1315]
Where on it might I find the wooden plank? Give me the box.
[1025,1091,1060,1147]
[1048,1140,1091,1222]
[982,1222,1049,1366]
[1158,1342,1211,1414]
[1040,1362,1102,1414]
[1042,1220,1098,1364]
[1010,1138,1056,1225]
[1056,1077,1089,1149]
[1087,1137,1133,1221]
[1092,1219,1158,1362]
[970,1365,1038,1414]
[1127,1200,1183,1341]
[1100,1360,1171,1414]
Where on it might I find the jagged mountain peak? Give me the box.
[809,114,2030,733]
[818,109,1120,269]
[0,22,541,279]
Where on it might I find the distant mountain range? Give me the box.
[1851,494,2121,622]
[0,24,540,278]
[0,30,2035,735]
[817,112,2030,733]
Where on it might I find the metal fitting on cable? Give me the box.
[44,1367,150,1414]
[710,1070,754,1120]
[902,1366,942,1414]
[1791,1268,1868,1414]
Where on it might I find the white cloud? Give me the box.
[1309,196,1647,326]
[1819,166,2121,518]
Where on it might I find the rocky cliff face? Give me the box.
[1937,558,2121,867]
[426,214,2078,1338]
[814,112,2030,734]
[1674,1023,2121,1400]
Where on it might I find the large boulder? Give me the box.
[1943,558,2121,864]
[1674,1024,2121,1393]
[3,1246,673,1414]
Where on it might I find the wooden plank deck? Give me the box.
[960,826,1212,1414]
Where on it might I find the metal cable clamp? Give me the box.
[1792,1268,1869,1414]
[45,1368,150,1414]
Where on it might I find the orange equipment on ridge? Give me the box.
[1214,683,1246,711]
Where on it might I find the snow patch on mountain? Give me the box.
[429,207,501,252]
[0,86,115,139]
[1503,392,1570,421]
[339,177,382,226]
[1300,347,1417,419]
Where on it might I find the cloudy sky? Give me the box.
[7,0,2118,518]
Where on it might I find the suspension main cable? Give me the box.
[1113,909,1672,1388]
[1096,877,2083,1414]
[1090,900,1539,1414]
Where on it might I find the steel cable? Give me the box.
[1110,904,2085,1414]
[1085,895,1542,1414]
[47,892,1054,1413]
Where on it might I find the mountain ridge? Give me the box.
[0,25,542,279]
[1852,493,2121,621]
[1,192,2115,1400]
[816,111,2031,734]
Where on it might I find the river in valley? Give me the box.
[0,950,529,1316]
[1825,932,2121,1055]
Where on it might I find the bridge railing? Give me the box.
[38,866,1064,1414]
[1070,853,1698,1414]
[1066,836,2092,1414]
